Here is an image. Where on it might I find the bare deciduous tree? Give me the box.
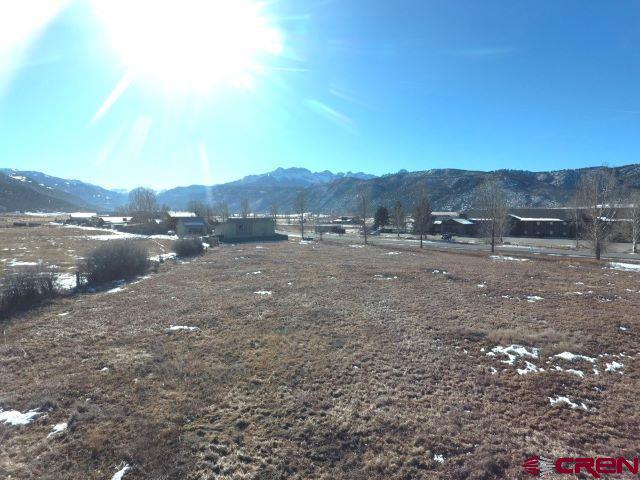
[128,187,157,222]
[217,201,229,222]
[567,192,582,249]
[474,177,508,253]
[412,193,432,248]
[241,199,250,218]
[187,200,206,217]
[294,191,307,239]
[393,200,405,238]
[575,169,621,260]
[358,188,370,245]
[269,203,278,220]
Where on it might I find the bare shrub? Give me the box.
[172,238,204,257]
[0,266,58,319]
[84,240,149,286]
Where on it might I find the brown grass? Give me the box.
[1,235,639,479]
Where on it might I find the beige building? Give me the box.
[214,217,280,242]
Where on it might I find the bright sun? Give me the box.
[93,0,283,94]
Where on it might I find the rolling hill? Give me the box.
[0,169,127,211]
[0,172,92,213]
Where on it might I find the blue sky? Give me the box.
[1,0,639,190]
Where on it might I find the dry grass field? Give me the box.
[1,230,639,479]
[0,224,174,279]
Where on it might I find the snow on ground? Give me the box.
[489,255,530,262]
[349,244,364,248]
[433,454,445,464]
[47,422,68,438]
[58,312,70,317]
[487,345,539,365]
[554,351,599,374]
[167,325,199,332]
[552,366,585,378]
[106,287,124,294]
[56,273,77,290]
[526,295,544,303]
[254,290,272,295]
[609,262,640,272]
[246,271,262,275]
[374,274,398,280]
[386,251,401,255]
[111,464,131,480]
[0,408,41,426]
[549,396,588,411]
[554,352,596,363]
[8,260,39,267]
[149,253,176,262]
[605,361,624,373]
[516,361,544,375]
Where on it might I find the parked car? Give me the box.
[441,232,453,241]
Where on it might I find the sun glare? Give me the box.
[93,0,283,94]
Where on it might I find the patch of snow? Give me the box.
[8,260,39,267]
[56,273,77,290]
[247,271,261,275]
[516,361,544,375]
[609,262,640,272]
[386,251,401,255]
[167,325,199,332]
[526,295,544,303]
[489,367,497,375]
[106,286,123,294]
[254,290,272,295]
[58,312,70,317]
[489,345,539,365]
[433,454,445,464]
[47,422,68,438]
[149,252,176,262]
[605,361,623,373]
[112,464,131,480]
[100,367,110,373]
[489,255,530,262]
[477,283,486,288]
[0,408,41,426]
[548,396,588,411]
[620,326,629,331]
[349,244,364,248]
[554,352,596,363]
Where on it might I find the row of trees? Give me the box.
[474,169,638,259]
[359,191,433,248]
[361,168,640,260]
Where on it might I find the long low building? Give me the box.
[214,217,287,243]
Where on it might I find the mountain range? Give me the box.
[1,164,639,214]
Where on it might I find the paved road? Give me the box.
[278,229,640,263]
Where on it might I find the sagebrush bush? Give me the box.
[172,238,204,257]
[84,240,149,285]
[0,267,58,319]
